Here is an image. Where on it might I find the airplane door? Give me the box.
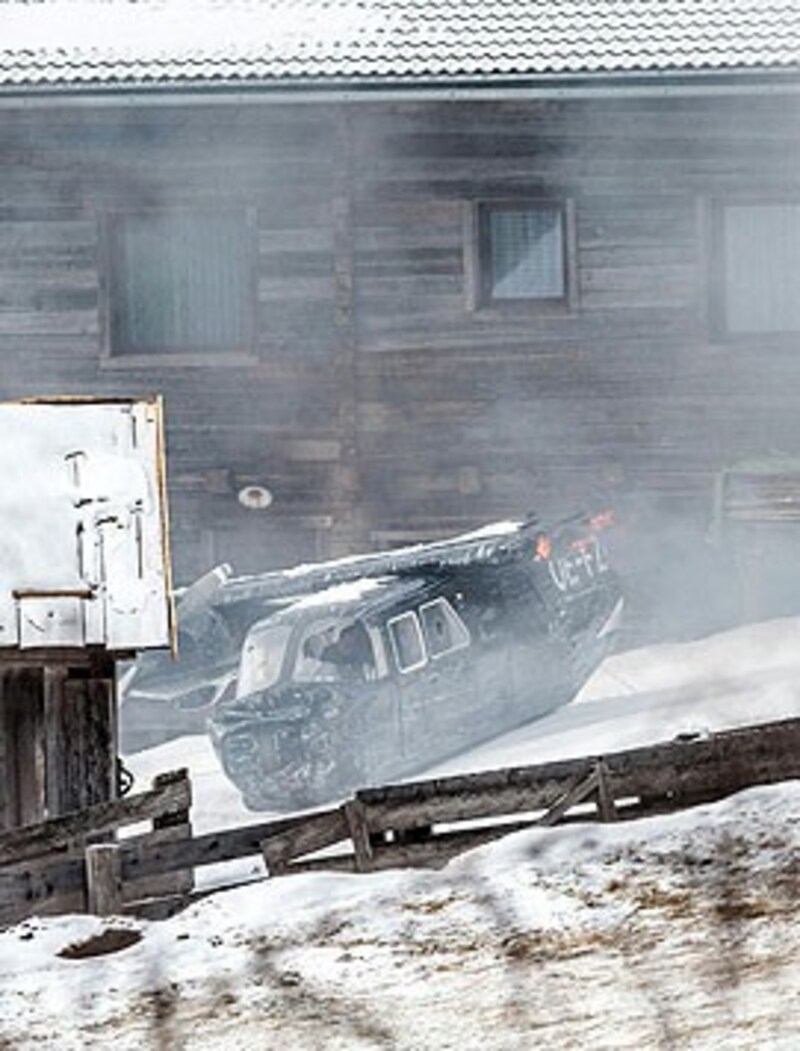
[349,623,405,784]
[387,598,476,769]
[385,610,432,769]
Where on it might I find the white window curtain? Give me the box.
[114,212,248,354]
[489,208,564,300]
[723,204,800,334]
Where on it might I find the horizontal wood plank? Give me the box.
[0,771,190,867]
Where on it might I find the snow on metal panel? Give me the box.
[0,397,173,652]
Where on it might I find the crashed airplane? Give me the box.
[122,513,623,809]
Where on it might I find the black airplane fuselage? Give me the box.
[208,517,623,809]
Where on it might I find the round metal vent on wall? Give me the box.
[237,485,273,510]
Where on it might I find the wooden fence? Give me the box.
[0,767,193,926]
[1,716,800,926]
[260,715,800,876]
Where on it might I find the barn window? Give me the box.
[105,210,253,358]
[712,202,800,336]
[472,201,575,308]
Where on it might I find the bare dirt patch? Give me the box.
[58,926,143,959]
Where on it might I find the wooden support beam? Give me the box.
[328,104,367,556]
[537,767,601,828]
[43,667,65,821]
[0,669,45,829]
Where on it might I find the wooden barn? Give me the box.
[1,1,799,639]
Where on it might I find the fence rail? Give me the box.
[260,716,800,876]
[1,716,799,926]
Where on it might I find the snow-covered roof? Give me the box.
[1,0,798,93]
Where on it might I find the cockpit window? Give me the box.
[420,598,470,657]
[387,611,427,673]
[295,620,377,682]
[294,623,339,682]
[237,623,293,697]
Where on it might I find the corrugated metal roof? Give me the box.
[1,0,799,91]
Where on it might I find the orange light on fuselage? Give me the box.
[534,535,552,560]
[589,510,615,531]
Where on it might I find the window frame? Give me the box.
[387,610,428,674]
[419,597,471,659]
[708,196,800,343]
[465,197,578,313]
[100,205,259,368]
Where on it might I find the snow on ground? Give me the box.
[427,615,800,777]
[1,618,799,1048]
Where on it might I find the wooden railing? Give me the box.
[0,768,192,926]
[2,716,800,926]
[259,716,800,876]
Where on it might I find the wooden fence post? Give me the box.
[262,841,289,877]
[342,799,374,872]
[85,843,122,916]
[595,760,618,822]
[142,769,194,900]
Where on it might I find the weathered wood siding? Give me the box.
[350,97,800,548]
[0,103,346,580]
[0,655,117,830]
[0,92,799,625]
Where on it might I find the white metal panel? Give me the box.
[0,397,173,652]
[18,596,84,648]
